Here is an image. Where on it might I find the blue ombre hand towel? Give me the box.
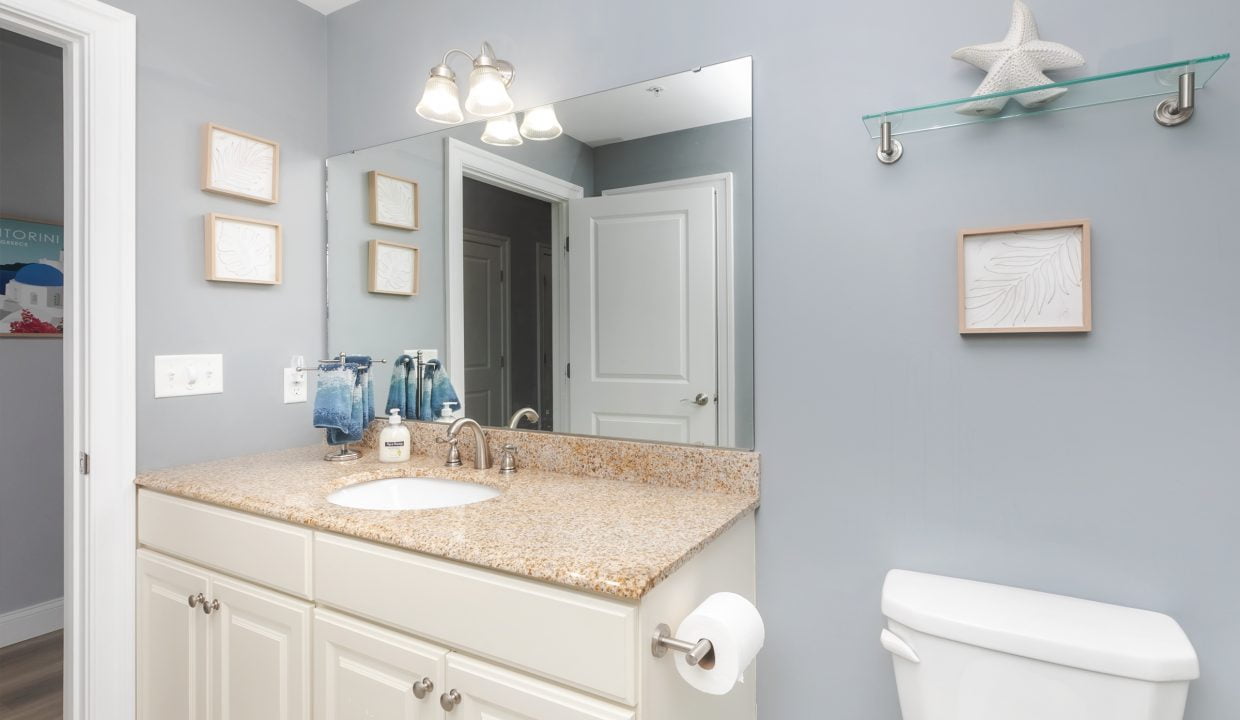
[344,355,375,424]
[314,357,373,445]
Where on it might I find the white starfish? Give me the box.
[951,0,1084,116]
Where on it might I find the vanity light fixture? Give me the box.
[415,42,515,124]
[481,114,523,146]
[518,104,563,140]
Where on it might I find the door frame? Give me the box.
[603,173,737,447]
[445,139,583,425]
[462,227,512,424]
[0,0,137,717]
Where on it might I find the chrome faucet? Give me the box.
[444,417,491,470]
[507,407,540,429]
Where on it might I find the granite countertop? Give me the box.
[135,445,759,600]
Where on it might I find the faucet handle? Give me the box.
[498,444,517,475]
[436,436,462,467]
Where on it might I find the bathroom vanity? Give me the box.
[134,429,759,720]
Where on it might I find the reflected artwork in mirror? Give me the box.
[327,57,753,448]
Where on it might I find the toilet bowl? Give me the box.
[881,570,1199,720]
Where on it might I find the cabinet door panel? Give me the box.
[314,609,447,720]
[137,550,210,720]
[211,575,312,720]
[444,654,634,720]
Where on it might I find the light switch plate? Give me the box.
[283,367,307,404]
[403,348,438,362]
[154,354,224,398]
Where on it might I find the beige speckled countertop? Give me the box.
[135,444,759,600]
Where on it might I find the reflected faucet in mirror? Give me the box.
[508,407,539,429]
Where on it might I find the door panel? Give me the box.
[137,550,210,720]
[211,576,312,720]
[314,609,447,720]
[462,230,508,425]
[443,654,634,720]
[568,188,717,444]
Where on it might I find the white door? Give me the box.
[210,575,312,720]
[314,609,447,720]
[567,188,717,444]
[462,229,509,425]
[442,654,634,720]
[137,550,210,720]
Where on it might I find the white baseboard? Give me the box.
[0,597,64,648]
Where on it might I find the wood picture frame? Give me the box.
[369,170,420,230]
[368,239,420,295]
[201,123,280,204]
[958,219,1092,334]
[204,213,283,285]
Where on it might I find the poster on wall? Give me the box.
[0,217,65,337]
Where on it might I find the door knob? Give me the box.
[682,393,710,406]
[440,689,462,711]
[412,677,434,699]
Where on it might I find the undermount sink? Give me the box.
[327,476,501,511]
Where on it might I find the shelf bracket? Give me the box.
[1155,72,1195,127]
[876,120,903,164]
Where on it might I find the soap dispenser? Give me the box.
[379,409,412,463]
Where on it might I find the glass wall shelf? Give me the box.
[863,53,1229,141]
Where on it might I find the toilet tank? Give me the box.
[881,570,1199,720]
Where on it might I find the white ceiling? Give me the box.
[554,57,751,147]
[296,0,361,15]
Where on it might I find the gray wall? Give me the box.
[103,0,329,470]
[0,30,64,614]
[593,118,755,448]
[326,1,1240,718]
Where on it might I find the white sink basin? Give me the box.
[327,477,500,511]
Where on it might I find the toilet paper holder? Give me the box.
[651,623,716,669]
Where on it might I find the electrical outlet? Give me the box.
[403,348,438,362]
[154,354,224,398]
[284,367,307,403]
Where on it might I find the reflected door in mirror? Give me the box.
[463,230,509,426]
[568,187,717,444]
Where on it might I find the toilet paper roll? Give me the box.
[674,592,765,695]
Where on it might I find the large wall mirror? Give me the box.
[326,57,753,449]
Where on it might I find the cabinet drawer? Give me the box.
[314,533,638,705]
[445,654,634,720]
[138,490,313,599]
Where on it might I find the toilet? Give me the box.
[881,570,1199,720]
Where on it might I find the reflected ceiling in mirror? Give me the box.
[327,57,753,448]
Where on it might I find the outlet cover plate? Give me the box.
[154,354,224,398]
[284,368,308,403]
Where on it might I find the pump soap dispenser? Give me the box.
[379,409,412,463]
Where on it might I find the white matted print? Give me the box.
[205,214,282,285]
[202,123,279,203]
[959,220,1091,334]
[369,171,419,230]
[368,239,419,295]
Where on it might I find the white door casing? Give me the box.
[0,1,137,717]
[567,187,717,444]
[603,173,736,447]
[462,229,510,426]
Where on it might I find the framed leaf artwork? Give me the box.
[369,170,419,230]
[368,239,419,295]
[202,123,279,204]
[205,213,282,285]
[958,219,1091,334]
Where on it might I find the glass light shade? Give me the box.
[464,65,514,117]
[480,114,523,146]
[519,105,563,140]
[416,74,463,124]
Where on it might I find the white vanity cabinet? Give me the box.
[137,549,312,720]
[137,489,757,720]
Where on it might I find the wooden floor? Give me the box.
[0,631,62,720]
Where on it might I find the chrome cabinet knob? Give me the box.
[412,677,434,700]
[201,598,220,615]
[682,393,710,406]
[188,593,204,608]
[440,689,462,711]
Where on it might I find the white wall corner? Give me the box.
[0,597,64,648]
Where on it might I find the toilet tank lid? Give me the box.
[882,570,1199,682]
